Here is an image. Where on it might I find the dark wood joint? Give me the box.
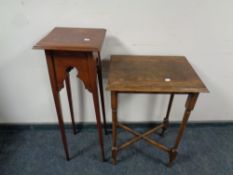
[86,52,98,93]
[168,148,178,167]
[185,93,199,111]
[111,92,118,109]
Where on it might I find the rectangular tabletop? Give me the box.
[33,27,106,51]
[106,55,208,93]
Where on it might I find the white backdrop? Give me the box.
[0,0,232,123]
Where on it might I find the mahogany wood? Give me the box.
[34,27,106,51]
[65,71,77,134]
[97,52,107,134]
[45,50,70,160]
[34,27,107,161]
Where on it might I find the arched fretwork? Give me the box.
[45,50,105,161]
[52,51,97,92]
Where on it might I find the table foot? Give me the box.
[112,147,118,165]
[168,148,177,167]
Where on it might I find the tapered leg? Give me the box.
[97,53,107,134]
[111,91,118,165]
[86,53,105,161]
[168,93,199,166]
[65,72,77,135]
[160,94,174,136]
[92,87,105,161]
[45,50,70,160]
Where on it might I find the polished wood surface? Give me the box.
[34,27,107,161]
[33,27,106,51]
[107,55,208,93]
[107,55,208,166]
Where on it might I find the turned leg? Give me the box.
[168,93,199,166]
[160,94,174,137]
[111,91,118,165]
[45,50,70,160]
[97,53,108,134]
[65,70,77,135]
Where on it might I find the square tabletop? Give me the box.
[106,55,208,93]
[33,27,106,51]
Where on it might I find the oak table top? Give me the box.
[33,27,106,51]
[106,55,208,93]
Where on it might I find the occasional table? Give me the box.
[33,27,107,161]
[106,55,208,166]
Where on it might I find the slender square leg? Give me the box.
[111,91,118,165]
[97,52,108,134]
[168,93,199,166]
[87,55,105,161]
[92,87,105,161]
[65,71,77,135]
[45,50,70,160]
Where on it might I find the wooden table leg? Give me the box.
[92,88,105,161]
[65,71,77,135]
[168,93,199,166]
[87,55,105,161]
[111,91,118,165]
[97,53,107,134]
[45,50,70,160]
[160,94,174,136]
